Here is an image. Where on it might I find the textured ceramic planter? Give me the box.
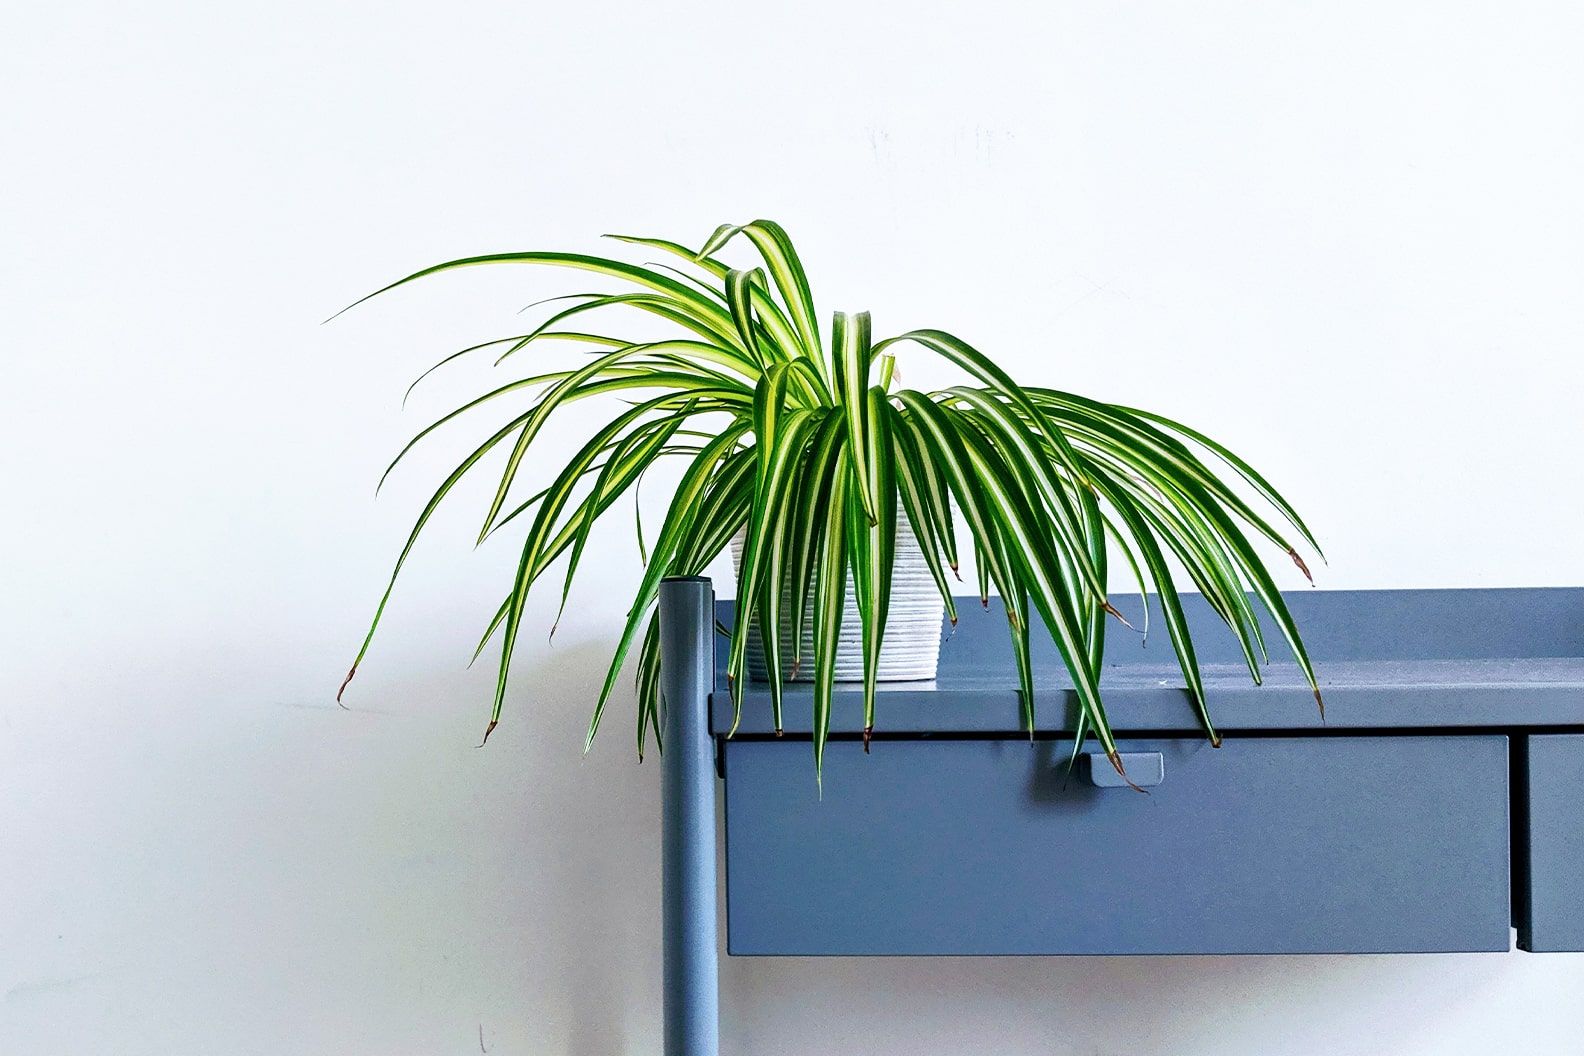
[730,523,945,682]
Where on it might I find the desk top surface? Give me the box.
[710,587,1584,735]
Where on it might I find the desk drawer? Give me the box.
[1517,734,1584,951]
[724,735,1510,955]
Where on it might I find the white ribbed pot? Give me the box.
[730,522,945,683]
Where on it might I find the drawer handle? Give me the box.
[1085,751,1165,788]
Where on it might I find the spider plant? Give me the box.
[337,220,1323,781]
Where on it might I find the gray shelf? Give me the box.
[711,587,1584,734]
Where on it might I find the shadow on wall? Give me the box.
[720,920,1525,1056]
[487,638,662,1056]
[537,641,662,1056]
[331,633,665,1055]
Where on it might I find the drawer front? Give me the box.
[724,735,1510,955]
[1517,734,1584,952]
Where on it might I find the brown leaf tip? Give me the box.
[1289,548,1315,586]
[1107,748,1148,793]
[336,665,357,707]
[1103,602,1136,630]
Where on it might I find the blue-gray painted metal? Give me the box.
[659,577,719,1055]
[1516,734,1584,952]
[711,588,1584,734]
[1086,751,1164,788]
[724,735,1511,955]
[697,584,1581,956]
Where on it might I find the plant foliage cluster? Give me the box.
[339,221,1323,780]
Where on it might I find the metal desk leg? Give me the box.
[659,576,719,1056]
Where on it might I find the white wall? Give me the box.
[3,1,1582,1053]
